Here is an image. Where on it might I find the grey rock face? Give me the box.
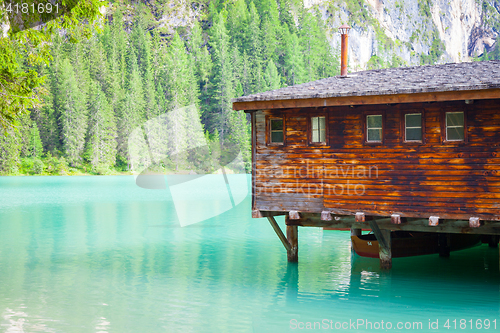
[310,0,499,69]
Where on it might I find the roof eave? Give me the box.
[234,88,500,111]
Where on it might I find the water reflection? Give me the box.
[0,177,500,332]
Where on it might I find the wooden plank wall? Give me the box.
[253,99,500,220]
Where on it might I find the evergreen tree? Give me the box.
[240,50,252,95]
[111,9,128,90]
[259,0,281,64]
[0,128,21,174]
[209,12,236,142]
[278,0,295,32]
[68,41,91,104]
[188,21,213,126]
[228,110,251,172]
[32,64,60,154]
[284,28,306,85]
[28,122,44,158]
[264,59,281,90]
[131,19,157,120]
[166,32,199,110]
[117,56,145,166]
[88,37,110,95]
[188,21,213,93]
[57,58,88,166]
[164,32,200,169]
[227,0,250,50]
[85,80,117,170]
[299,10,337,81]
[247,2,265,93]
[231,45,245,97]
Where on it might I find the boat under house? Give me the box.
[232,59,500,268]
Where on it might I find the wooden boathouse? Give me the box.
[232,59,500,268]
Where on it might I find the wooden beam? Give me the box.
[391,214,401,224]
[289,210,300,220]
[258,208,500,222]
[267,216,291,252]
[286,224,298,262]
[233,89,500,111]
[252,210,263,218]
[258,211,287,217]
[321,211,332,221]
[429,216,440,226]
[368,221,392,269]
[355,212,365,222]
[287,214,500,235]
[469,217,481,228]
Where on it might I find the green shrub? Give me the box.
[32,159,44,174]
[21,158,34,173]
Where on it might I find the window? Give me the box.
[270,118,284,144]
[366,115,383,142]
[311,116,326,143]
[405,113,422,142]
[446,112,464,141]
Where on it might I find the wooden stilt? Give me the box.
[350,227,362,237]
[488,235,499,248]
[368,221,392,269]
[438,233,451,257]
[267,216,291,252]
[286,224,298,262]
[379,229,392,269]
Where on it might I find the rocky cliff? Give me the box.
[308,0,500,69]
[126,0,500,70]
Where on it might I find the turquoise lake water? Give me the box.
[0,175,499,332]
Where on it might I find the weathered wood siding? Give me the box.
[253,99,500,220]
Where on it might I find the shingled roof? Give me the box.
[232,60,500,105]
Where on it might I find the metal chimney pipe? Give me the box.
[338,24,351,77]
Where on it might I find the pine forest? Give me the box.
[0,0,338,175]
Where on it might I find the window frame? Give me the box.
[266,115,286,146]
[307,113,329,146]
[440,109,468,144]
[401,110,425,144]
[363,111,385,145]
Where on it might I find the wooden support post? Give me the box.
[267,216,291,252]
[391,214,401,224]
[355,212,365,222]
[438,233,451,257]
[252,210,263,218]
[469,217,481,228]
[429,216,440,226]
[321,211,332,221]
[488,235,499,248]
[286,225,298,262]
[368,221,392,269]
[350,227,362,237]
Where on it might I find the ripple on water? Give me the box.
[1,176,499,332]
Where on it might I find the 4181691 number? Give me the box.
[444,319,497,330]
